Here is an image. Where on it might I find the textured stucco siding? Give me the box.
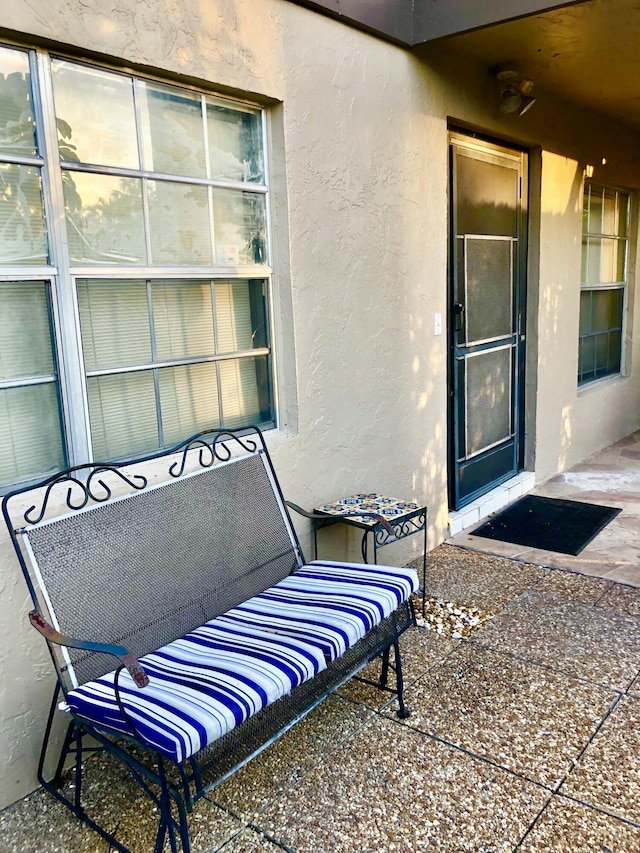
[1,0,640,808]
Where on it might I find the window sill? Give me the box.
[577,372,627,396]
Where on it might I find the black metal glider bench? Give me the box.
[3,427,419,853]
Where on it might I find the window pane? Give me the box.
[147,180,212,265]
[63,172,147,264]
[51,60,139,169]
[0,46,37,156]
[215,279,267,353]
[585,237,624,284]
[580,237,588,284]
[0,384,64,486]
[592,290,611,333]
[608,331,622,373]
[152,280,215,360]
[87,371,158,460]
[207,102,263,183]
[618,194,629,238]
[0,163,47,264]
[77,279,151,370]
[219,355,271,428]
[0,281,54,379]
[578,336,596,383]
[139,81,205,178]
[158,363,220,445]
[212,190,266,265]
[589,186,603,234]
[579,290,592,336]
[608,288,624,328]
[602,188,617,235]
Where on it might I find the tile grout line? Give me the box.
[510,788,556,852]
[550,691,623,802]
[551,789,640,831]
[463,635,629,694]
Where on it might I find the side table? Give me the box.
[313,493,427,602]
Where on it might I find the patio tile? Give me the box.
[596,581,640,616]
[383,645,614,788]
[471,590,640,690]
[532,569,612,604]
[562,696,640,824]
[518,796,640,851]
[599,563,640,588]
[0,788,109,853]
[0,750,243,853]
[256,714,549,853]
[337,624,457,709]
[414,543,545,612]
[213,695,372,820]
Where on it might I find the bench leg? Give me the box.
[377,640,410,718]
[393,640,410,719]
[156,757,191,853]
[379,646,391,688]
[36,687,193,853]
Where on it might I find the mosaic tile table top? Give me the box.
[315,494,424,529]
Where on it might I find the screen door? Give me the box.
[449,132,527,509]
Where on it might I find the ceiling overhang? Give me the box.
[287,0,587,46]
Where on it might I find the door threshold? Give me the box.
[448,471,535,537]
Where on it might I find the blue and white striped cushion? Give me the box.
[66,621,325,764]
[66,561,418,764]
[218,561,419,662]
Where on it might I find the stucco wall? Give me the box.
[1,0,640,808]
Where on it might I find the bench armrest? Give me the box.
[29,610,149,688]
[285,501,395,536]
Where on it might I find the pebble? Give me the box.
[413,594,493,639]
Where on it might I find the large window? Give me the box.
[0,45,274,487]
[579,183,629,385]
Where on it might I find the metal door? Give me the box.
[449,133,527,509]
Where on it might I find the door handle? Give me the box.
[453,302,464,333]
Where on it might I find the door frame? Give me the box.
[447,128,529,511]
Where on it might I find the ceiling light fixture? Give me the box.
[496,68,536,117]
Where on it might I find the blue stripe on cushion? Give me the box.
[217,607,347,662]
[220,561,419,664]
[67,622,326,764]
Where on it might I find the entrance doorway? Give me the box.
[448,132,528,510]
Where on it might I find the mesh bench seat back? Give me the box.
[24,451,301,688]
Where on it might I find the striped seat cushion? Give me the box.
[66,561,418,764]
[218,560,419,662]
[66,621,326,764]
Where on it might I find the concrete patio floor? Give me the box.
[3,434,640,851]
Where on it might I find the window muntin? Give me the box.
[0,44,274,488]
[579,184,629,385]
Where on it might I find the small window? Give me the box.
[578,184,629,385]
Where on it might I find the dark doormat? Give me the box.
[471,495,622,555]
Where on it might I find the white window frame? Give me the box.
[0,43,277,484]
[578,181,630,386]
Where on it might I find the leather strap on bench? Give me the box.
[29,610,150,688]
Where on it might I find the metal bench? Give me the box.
[3,427,419,853]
